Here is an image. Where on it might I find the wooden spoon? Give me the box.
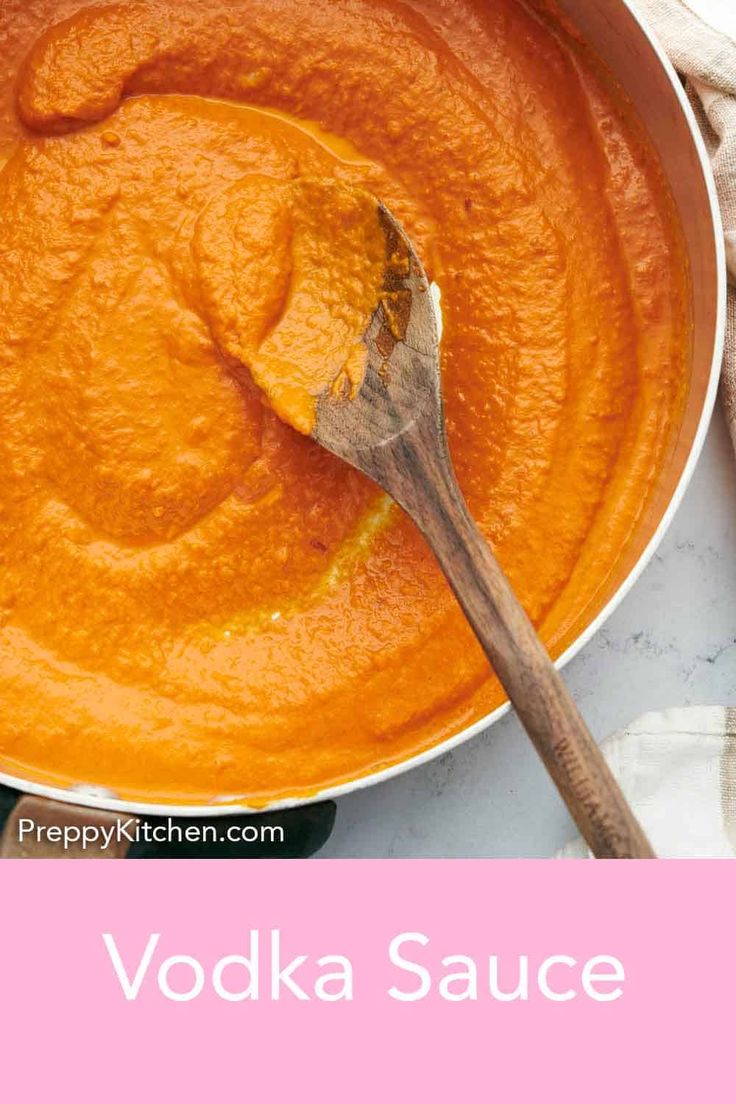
[312,204,655,859]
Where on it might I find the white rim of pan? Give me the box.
[0,1,728,819]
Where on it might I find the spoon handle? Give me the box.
[399,448,655,859]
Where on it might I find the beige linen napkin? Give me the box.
[560,1,736,858]
[558,708,736,857]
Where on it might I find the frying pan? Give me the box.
[0,0,727,857]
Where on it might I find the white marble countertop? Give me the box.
[320,405,736,857]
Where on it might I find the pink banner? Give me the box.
[0,860,731,1099]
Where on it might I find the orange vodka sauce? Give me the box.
[0,0,689,802]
